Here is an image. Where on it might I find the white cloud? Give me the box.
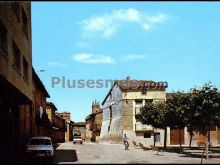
[142,23,152,31]
[80,8,169,38]
[124,54,146,61]
[113,8,141,22]
[147,13,168,23]
[71,53,114,64]
[81,14,118,38]
[48,61,67,68]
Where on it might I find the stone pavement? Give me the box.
[54,142,220,164]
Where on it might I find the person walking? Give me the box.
[123,134,129,150]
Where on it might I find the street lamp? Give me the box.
[38,69,45,72]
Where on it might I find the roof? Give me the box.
[85,110,103,121]
[54,114,64,121]
[101,81,118,106]
[101,77,167,105]
[85,114,92,121]
[46,102,57,111]
[32,68,50,98]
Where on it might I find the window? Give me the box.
[135,100,142,114]
[0,20,8,56]
[108,125,110,132]
[29,139,51,145]
[12,41,21,71]
[141,88,147,95]
[22,8,28,38]
[23,57,29,80]
[144,132,151,138]
[12,2,20,22]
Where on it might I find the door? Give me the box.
[170,128,184,145]
[199,133,206,143]
[217,128,220,144]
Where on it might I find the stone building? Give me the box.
[32,68,51,138]
[100,76,220,146]
[85,100,103,142]
[85,118,92,142]
[57,112,71,121]
[0,2,32,162]
[56,112,74,141]
[100,76,167,145]
[46,102,65,143]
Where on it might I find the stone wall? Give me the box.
[85,122,92,141]
[122,100,133,131]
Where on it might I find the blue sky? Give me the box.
[31,2,220,122]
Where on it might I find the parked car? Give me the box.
[26,136,54,158]
[73,132,83,144]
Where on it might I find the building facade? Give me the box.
[100,77,167,145]
[56,112,74,141]
[0,2,32,162]
[32,68,51,138]
[73,122,86,141]
[85,100,103,142]
[46,102,65,143]
[165,93,220,146]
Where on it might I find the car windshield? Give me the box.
[74,136,81,138]
[29,139,51,145]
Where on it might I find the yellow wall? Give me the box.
[122,90,166,100]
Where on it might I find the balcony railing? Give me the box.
[135,123,153,131]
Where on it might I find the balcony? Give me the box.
[135,122,153,131]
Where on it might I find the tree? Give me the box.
[165,92,187,151]
[188,82,220,159]
[136,101,169,149]
[136,82,220,156]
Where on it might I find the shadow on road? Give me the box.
[53,149,78,163]
[19,149,78,164]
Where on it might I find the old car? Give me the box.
[26,136,54,158]
[73,132,83,144]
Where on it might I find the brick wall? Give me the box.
[0,2,32,100]
[0,3,32,162]
[19,104,32,150]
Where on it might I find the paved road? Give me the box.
[21,142,220,164]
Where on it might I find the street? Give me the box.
[21,142,220,164]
